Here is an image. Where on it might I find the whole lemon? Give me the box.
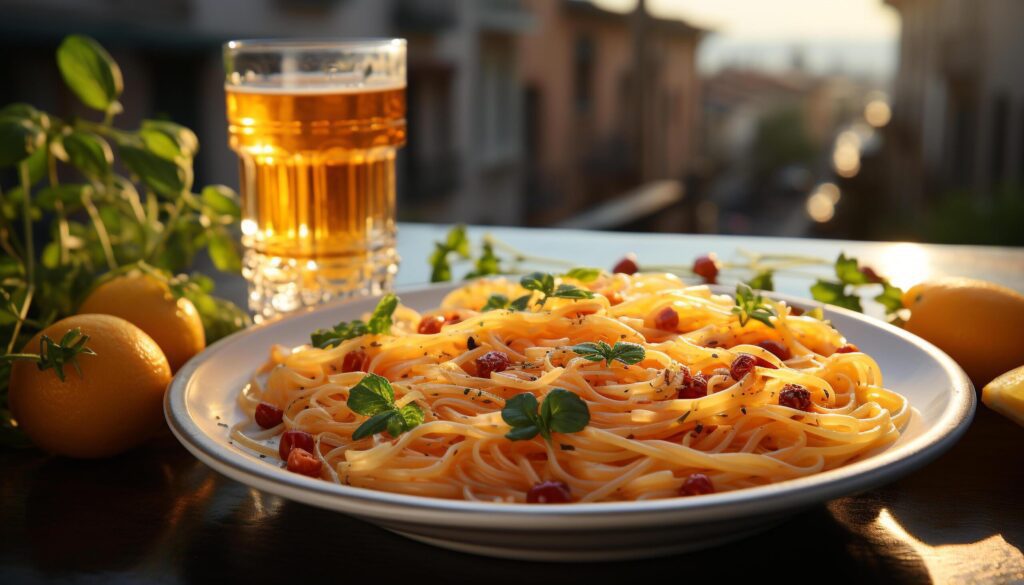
[9,314,172,458]
[903,277,1024,385]
[79,274,205,371]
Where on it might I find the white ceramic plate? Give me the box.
[165,283,975,561]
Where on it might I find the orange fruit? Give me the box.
[9,314,172,458]
[982,365,1024,427]
[903,277,1024,385]
[79,273,205,371]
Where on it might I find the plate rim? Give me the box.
[165,282,975,525]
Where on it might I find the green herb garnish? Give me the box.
[519,272,595,308]
[745,270,774,291]
[428,225,470,282]
[481,293,509,311]
[501,389,590,442]
[0,327,95,382]
[348,373,423,440]
[569,341,645,367]
[310,293,398,348]
[562,267,602,283]
[464,241,502,279]
[732,282,777,328]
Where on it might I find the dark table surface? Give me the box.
[3,226,1024,583]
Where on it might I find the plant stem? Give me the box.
[18,163,34,286]
[145,197,184,262]
[485,234,576,269]
[0,352,41,363]
[6,287,34,355]
[47,152,71,265]
[81,189,118,271]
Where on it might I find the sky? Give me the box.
[591,0,901,78]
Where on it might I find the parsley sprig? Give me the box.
[501,389,590,442]
[347,373,424,440]
[570,341,645,367]
[310,293,398,349]
[732,282,777,328]
[428,225,471,282]
[519,272,595,308]
[810,254,904,316]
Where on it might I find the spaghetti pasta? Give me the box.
[233,272,909,503]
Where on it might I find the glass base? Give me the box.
[242,248,398,322]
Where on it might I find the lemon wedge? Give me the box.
[982,365,1024,427]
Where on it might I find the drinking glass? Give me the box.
[223,39,406,321]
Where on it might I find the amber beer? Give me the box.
[224,40,406,320]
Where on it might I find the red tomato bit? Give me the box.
[679,473,715,496]
[779,384,813,411]
[692,255,719,284]
[526,480,572,503]
[287,448,322,477]
[254,402,284,429]
[341,350,366,373]
[835,343,860,354]
[757,340,791,361]
[417,314,446,334]
[279,430,316,460]
[654,307,680,331]
[476,351,511,378]
[612,255,639,275]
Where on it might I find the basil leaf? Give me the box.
[347,373,395,416]
[366,293,398,335]
[62,131,113,180]
[119,144,191,198]
[550,284,596,300]
[610,341,645,365]
[505,424,540,441]
[520,272,554,294]
[570,341,610,362]
[835,253,870,285]
[56,35,123,112]
[810,280,863,312]
[0,118,45,167]
[541,389,590,434]
[481,293,509,311]
[140,119,198,160]
[563,267,601,283]
[311,319,368,348]
[509,294,532,311]
[201,185,241,219]
[429,242,452,283]
[465,241,501,279]
[446,224,470,258]
[352,411,395,441]
[397,403,424,431]
[501,393,539,428]
[208,228,241,272]
[746,270,774,291]
[874,281,904,314]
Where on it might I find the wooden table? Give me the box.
[3,224,1023,584]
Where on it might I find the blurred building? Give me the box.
[885,0,1024,210]
[519,0,704,226]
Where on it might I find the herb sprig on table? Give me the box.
[0,35,250,444]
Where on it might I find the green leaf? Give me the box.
[481,293,509,311]
[56,35,123,112]
[119,144,191,197]
[429,242,452,283]
[874,281,904,314]
[505,424,541,441]
[746,270,775,291]
[464,241,501,279]
[347,373,396,416]
[397,403,424,432]
[732,282,777,328]
[520,272,554,295]
[208,229,241,272]
[446,224,470,258]
[609,342,645,365]
[550,283,596,300]
[140,119,198,160]
[352,411,395,441]
[36,184,89,213]
[311,320,368,348]
[540,389,590,435]
[810,280,863,312]
[0,118,45,167]
[501,392,540,430]
[62,131,113,180]
[835,253,869,285]
[563,267,602,283]
[509,294,532,311]
[570,341,611,363]
[201,185,241,219]
[366,293,398,335]
[41,242,61,269]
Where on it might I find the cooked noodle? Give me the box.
[232,273,909,503]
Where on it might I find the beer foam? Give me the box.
[226,74,404,95]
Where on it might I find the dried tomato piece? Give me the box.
[476,351,511,378]
[679,473,715,496]
[526,480,572,503]
[779,384,813,411]
[654,307,680,331]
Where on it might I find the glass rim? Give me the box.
[224,38,406,52]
